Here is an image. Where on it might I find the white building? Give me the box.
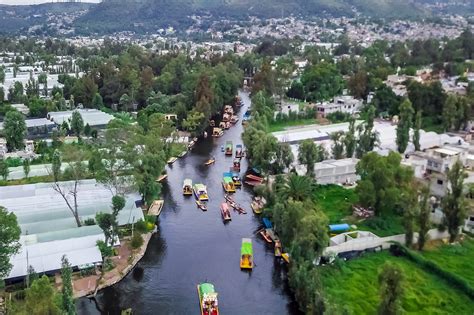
[295,158,360,185]
[47,109,114,129]
[316,95,363,118]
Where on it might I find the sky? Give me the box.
[0,0,101,4]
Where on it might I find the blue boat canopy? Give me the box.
[223,172,233,177]
[262,217,273,229]
[329,224,350,233]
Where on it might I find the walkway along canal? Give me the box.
[76,91,300,314]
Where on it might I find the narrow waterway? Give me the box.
[76,91,300,315]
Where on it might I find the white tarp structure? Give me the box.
[0,179,143,281]
[47,109,114,128]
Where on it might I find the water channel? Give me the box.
[76,91,300,315]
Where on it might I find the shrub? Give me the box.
[84,218,95,226]
[97,240,113,257]
[134,220,147,234]
[131,233,144,249]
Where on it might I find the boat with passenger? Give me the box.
[274,240,282,257]
[235,144,243,158]
[220,203,232,222]
[212,127,224,137]
[240,238,253,269]
[197,283,219,315]
[183,179,193,196]
[204,157,216,166]
[225,141,233,156]
[232,159,241,172]
[222,176,236,193]
[196,200,208,211]
[193,184,209,201]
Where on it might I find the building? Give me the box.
[295,158,360,185]
[275,102,300,118]
[0,118,56,139]
[47,109,114,129]
[316,96,363,118]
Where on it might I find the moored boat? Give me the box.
[193,184,209,201]
[230,115,239,124]
[251,200,263,214]
[220,203,232,221]
[222,176,236,193]
[281,253,290,264]
[178,150,188,158]
[212,127,224,137]
[183,179,193,196]
[197,283,219,315]
[225,141,233,156]
[167,157,178,164]
[196,200,208,211]
[240,238,253,269]
[232,159,241,172]
[157,174,168,182]
[234,205,247,214]
[205,157,216,166]
[235,144,243,158]
[224,193,237,208]
[274,240,282,257]
[259,229,272,243]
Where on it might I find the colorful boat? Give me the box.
[259,230,272,243]
[274,240,282,257]
[193,184,209,201]
[242,110,251,121]
[205,158,216,166]
[234,205,247,215]
[225,141,233,156]
[196,200,208,211]
[222,177,236,193]
[232,159,241,172]
[251,201,263,214]
[157,174,168,182]
[220,203,232,221]
[212,127,224,137]
[197,283,219,315]
[281,253,290,264]
[167,157,178,164]
[235,145,243,158]
[240,238,253,269]
[183,179,193,196]
[224,194,237,208]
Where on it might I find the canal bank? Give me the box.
[76,91,300,315]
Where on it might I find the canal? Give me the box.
[76,91,300,315]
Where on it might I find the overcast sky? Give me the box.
[0,0,101,4]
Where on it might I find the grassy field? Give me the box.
[421,238,474,288]
[268,118,319,132]
[313,185,404,237]
[321,251,474,314]
[314,185,358,223]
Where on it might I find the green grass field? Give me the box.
[268,118,319,132]
[321,251,474,314]
[421,239,474,288]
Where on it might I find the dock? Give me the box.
[148,200,164,216]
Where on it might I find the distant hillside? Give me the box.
[74,0,427,34]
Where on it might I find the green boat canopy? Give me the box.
[199,283,215,296]
[241,240,253,255]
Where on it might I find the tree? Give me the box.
[84,123,92,137]
[396,99,414,153]
[413,110,422,152]
[442,160,468,243]
[418,186,431,251]
[277,174,315,202]
[49,149,85,227]
[88,152,103,176]
[0,159,9,181]
[0,206,21,278]
[23,158,31,179]
[0,67,5,84]
[25,276,61,315]
[3,110,27,151]
[70,110,84,137]
[60,255,75,315]
[378,262,404,315]
[348,70,369,99]
[344,118,356,158]
[330,131,345,159]
[298,140,325,177]
[92,93,104,109]
[301,62,344,101]
[402,183,418,247]
[96,212,114,246]
[443,95,458,131]
[356,104,378,158]
[274,143,294,173]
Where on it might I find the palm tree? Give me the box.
[278,174,315,202]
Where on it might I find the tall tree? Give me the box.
[330,131,345,159]
[413,110,422,152]
[344,118,356,158]
[0,206,21,278]
[442,161,468,243]
[277,174,315,202]
[25,276,61,315]
[3,110,27,151]
[70,111,84,138]
[402,182,418,247]
[443,95,458,131]
[60,255,76,315]
[0,159,9,181]
[298,140,324,177]
[378,262,404,315]
[356,105,378,158]
[418,186,431,251]
[23,158,31,179]
[274,143,294,174]
[396,99,414,153]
